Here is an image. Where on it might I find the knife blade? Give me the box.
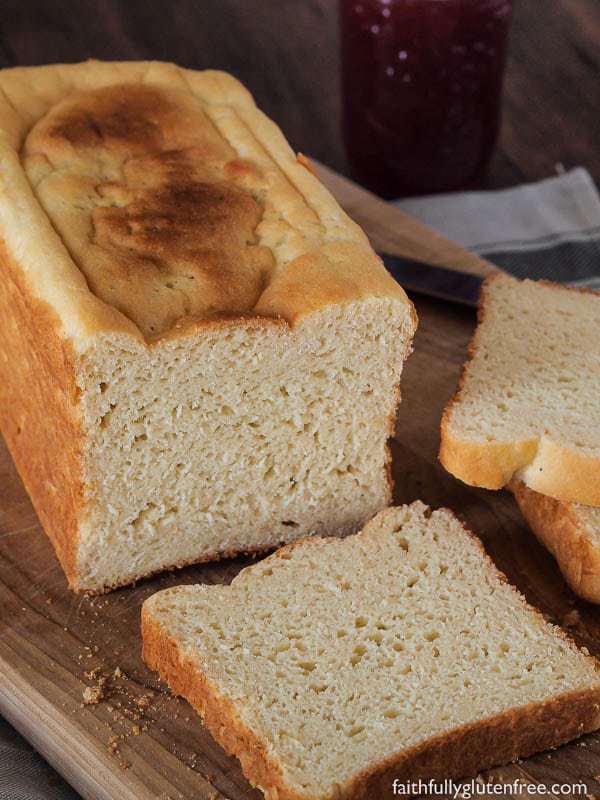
[379,252,485,308]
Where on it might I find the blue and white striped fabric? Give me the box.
[396,168,600,290]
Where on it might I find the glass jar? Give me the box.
[340,0,513,197]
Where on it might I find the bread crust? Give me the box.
[440,274,600,507]
[352,688,600,797]
[0,60,416,593]
[0,60,413,347]
[0,239,84,585]
[142,504,600,800]
[142,610,307,800]
[512,480,600,603]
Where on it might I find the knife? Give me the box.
[379,251,485,308]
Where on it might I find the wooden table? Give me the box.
[0,2,599,799]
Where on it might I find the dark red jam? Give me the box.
[340,0,513,197]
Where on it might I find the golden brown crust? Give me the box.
[439,428,539,490]
[512,480,600,603]
[0,239,83,585]
[0,60,413,347]
[517,442,600,507]
[439,274,600,506]
[352,688,600,797]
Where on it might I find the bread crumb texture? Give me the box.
[441,275,600,506]
[142,503,600,800]
[74,297,413,591]
[0,61,416,592]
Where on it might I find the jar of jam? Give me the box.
[340,0,513,197]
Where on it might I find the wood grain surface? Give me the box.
[2,169,600,800]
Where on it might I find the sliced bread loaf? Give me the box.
[512,480,600,603]
[0,61,416,593]
[440,274,600,506]
[142,502,600,800]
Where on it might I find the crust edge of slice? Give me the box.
[439,274,600,507]
[141,504,600,800]
[512,479,600,604]
[143,605,600,800]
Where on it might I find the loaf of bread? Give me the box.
[512,480,600,603]
[440,274,600,506]
[142,502,600,800]
[0,60,416,593]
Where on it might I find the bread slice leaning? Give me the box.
[142,502,600,800]
[440,274,600,506]
[512,481,600,603]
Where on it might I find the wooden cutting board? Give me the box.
[1,166,599,800]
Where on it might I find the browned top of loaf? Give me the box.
[23,84,274,337]
[0,61,412,344]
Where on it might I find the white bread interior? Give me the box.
[77,299,413,591]
[441,275,600,506]
[143,503,600,800]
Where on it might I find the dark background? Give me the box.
[0,0,599,190]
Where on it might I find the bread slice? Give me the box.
[0,61,416,592]
[440,274,600,506]
[142,502,600,800]
[512,480,600,603]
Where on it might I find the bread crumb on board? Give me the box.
[82,685,104,705]
[79,660,221,782]
[136,694,151,710]
[79,663,156,768]
[107,734,130,769]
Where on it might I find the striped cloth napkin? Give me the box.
[1,167,599,800]
[396,167,600,289]
[0,717,79,800]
